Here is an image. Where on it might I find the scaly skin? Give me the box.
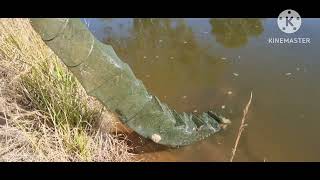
[30,18,224,147]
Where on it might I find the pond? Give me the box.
[82,18,320,161]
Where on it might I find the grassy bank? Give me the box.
[0,18,137,162]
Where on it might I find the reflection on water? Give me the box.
[83,18,320,161]
[210,18,264,48]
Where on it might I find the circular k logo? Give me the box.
[277,9,302,34]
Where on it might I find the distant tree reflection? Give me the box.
[209,18,264,48]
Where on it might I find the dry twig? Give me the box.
[230,91,253,162]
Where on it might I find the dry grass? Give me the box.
[0,18,137,162]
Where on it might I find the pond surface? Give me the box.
[83,18,320,161]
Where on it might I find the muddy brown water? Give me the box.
[82,18,320,161]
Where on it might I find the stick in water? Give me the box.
[230,91,253,162]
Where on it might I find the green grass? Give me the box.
[21,60,97,128]
[20,59,98,158]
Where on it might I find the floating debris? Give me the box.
[182,95,187,99]
[296,67,300,71]
[193,109,198,113]
[143,56,147,59]
[203,31,209,34]
[159,39,163,43]
[221,57,227,60]
[227,91,233,95]
[285,72,292,76]
[233,73,239,77]
[145,74,151,78]
[183,41,188,44]
[221,105,226,109]
[220,117,232,124]
[170,56,174,59]
[155,55,159,58]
